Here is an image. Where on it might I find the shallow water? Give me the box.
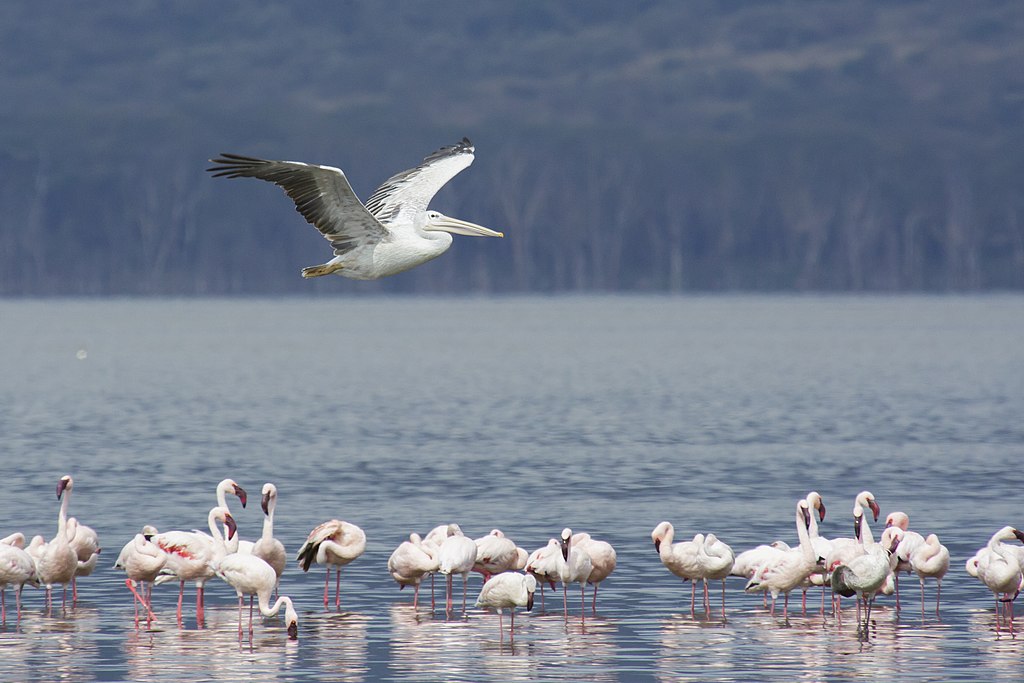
[0,295,1022,682]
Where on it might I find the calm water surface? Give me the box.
[0,295,1022,682]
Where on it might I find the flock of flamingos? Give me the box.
[2,474,1023,642]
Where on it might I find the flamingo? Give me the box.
[475,572,536,640]
[296,519,366,610]
[884,511,925,611]
[831,513,900,637]
[571,531,617,613]
[652,522,703,616]
[113,526,164,626]
[152,507,236,625]
[214,542,298,641]
[388,533,440,609]
[975,526,1024,632]
[798,491,830,614]
[556,527,593,620]
[696,533,734,618]
[66,517,101,603]
[823,490,880,615]
[524,539,561,611]
[252,483,286,594]
[437,524,477,614]
[744,499,818,620]
[0,533,38,623]
[473,529,518,581]
[33,475,79,612]
[910,533,949,615]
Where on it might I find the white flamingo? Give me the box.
[524,538,561,611]
[823,490,880,614]
[884,511,925,611]
[252,483,286,592]
[744,499,818,619]
[473,529,518,581]
[799,491,830,614]
[33,475,79,612]
[152,507,236,625]
[652,522,703,616]
[697,534,734,618]
[910,533,949,615]
[113,526,164,626]
[214,535,299,641]
[572,531,617,613]
[556,527,593,620]
[975,526,1024,632]
[0,533,38,623]
[296,519,366,610]
[475,572,536,640]
[831,505,900,637]
[388,533,440,609]
[66,517,101,603]
[437,524,477,614]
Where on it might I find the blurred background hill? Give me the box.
[1,1,1022,294]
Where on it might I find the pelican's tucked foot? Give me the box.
[301,262,344,278]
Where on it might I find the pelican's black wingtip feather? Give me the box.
[207,153,272,177]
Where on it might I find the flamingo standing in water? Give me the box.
[697,533,734,618]
[556,527,593,620]
[884,511,925,611]
[475,571,536,640]
[66,517,100,603]
[113,526,164,627]
[296,518,366,610]
[437,524,477,614]
[571,531,617,613]
[910,533,950,615]
[652,522,703,616]
[214,524,298,641]
[0,533,38,623]
[744,499,818,620]
[473,529,518,582]
[830,497,899,638]
[524,538,561,611]
[388,533,440,609]
[823,490,880,615]
[153,507,236,625]
[974,526,1024,632]
[33,475,79,612]
[252,483,286,595]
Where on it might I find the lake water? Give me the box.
[0,295,1022,682]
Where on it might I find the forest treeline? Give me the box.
[1,1,1022,294]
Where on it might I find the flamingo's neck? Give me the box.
[56,488,71,540]
[795,505,814,562]
[259,593,292,618]
[262,500,275,542]
[209,509,228,560]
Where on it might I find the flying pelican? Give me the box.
[207,138,504,280]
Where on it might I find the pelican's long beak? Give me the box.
[426,215,504,238]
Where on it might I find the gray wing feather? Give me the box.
[364,138,475,223]
[208,154,389,255]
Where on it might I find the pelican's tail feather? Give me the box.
[301,262,344,278]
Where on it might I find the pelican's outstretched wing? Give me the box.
[364,138,475,223]
[208,155,389,256]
